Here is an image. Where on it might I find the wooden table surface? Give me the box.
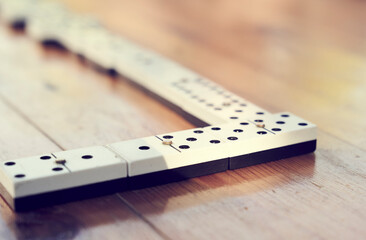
[0,0,365,239]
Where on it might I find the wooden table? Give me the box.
[0,0,365,239]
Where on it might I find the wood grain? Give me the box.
[0,0,365,239]
[0,93,164,240]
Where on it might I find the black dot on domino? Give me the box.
[179,145,190,149]
[272,128,281,132]
[228,136,238,141]
[186,137,197,141]
[4,162,15,166]
[163,135,174,139]
[52,167,63,172]
[257,131,267,135]
[139,146,150,150]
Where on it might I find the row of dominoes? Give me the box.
[0,0,268,126]
[0,0,317,211]
[0,112,316,211]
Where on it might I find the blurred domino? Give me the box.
[0,0,34,29]
[0,0,268,125]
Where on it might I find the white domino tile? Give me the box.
[166,78,270,124]
[203,122,275,158]
[0,154,68,198]
[247,112,317,144]
[204,112,317,158]
[108,136,179,177]
[53,146,127,186]
[108,128,229,177]
[0,146,127,198]
[155,127,229,167]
